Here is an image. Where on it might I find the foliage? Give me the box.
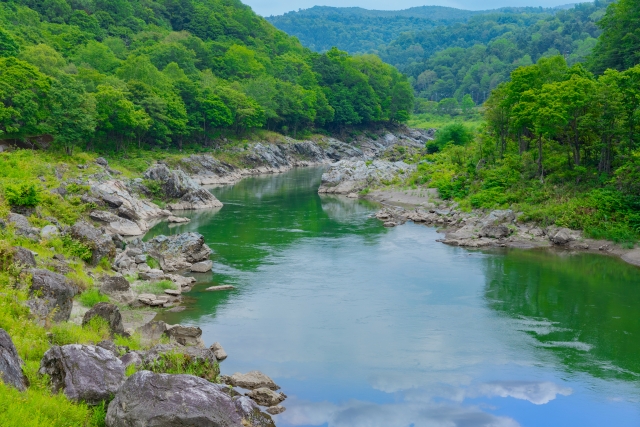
[61,235,93,262]
[589,0,640,73]
[142,350,220,382]
[0,0,413,149]
[77,288,110,308]
[3,182,42,207]
[135,279,176,294]
[429,123,474,153]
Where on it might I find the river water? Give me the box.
[149,167,640,427]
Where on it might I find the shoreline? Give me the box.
[362,188,640,268]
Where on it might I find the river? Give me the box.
[147,166,640,427]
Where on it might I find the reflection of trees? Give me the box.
[484,249,640,381]
[320,194,379,223]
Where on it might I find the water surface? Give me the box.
[149,167,640,427]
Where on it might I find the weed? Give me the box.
[77,289,110,308]
[135,280,177,294]
[146,256,161,270]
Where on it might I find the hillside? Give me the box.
[0,0,413,154]
[268,2,612,105]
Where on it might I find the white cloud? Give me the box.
[474,381,573,405]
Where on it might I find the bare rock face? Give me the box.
[12,246,36,268]
[27,269,78,323]
[7,213,40,239]
[89,210,143,236]
[266,405,286,415]
[136,321,168,344]
[165,324,204,347]
[69,221,116,266]
[129,232,212,272]
[144,163,223,210]
[479,224,511,239]
[318,160,416,194]
[0,328,29,391]
[82,302,125,336]
[105,371,275,427]
[99,274,135,305]
[222,371,280,391]
[39,344,125,404]
[247,387,287,407]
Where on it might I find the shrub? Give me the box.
[146,256,161,270]
[4,182,41,207]
[77,289,110,308]
[142,351,220,382]
[61,235,93,262]
[430,123,474,153]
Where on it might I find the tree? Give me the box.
[19,45,66,76]
[223,45,265,79]
[589,0,640,73]
[461,94,475,115]
[74,41,121,73]
[94,84,150,151]
[0,28,19,58]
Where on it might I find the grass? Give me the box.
[77,289,110,308]
[135,279,177,294]
[50,317,112,346]
[142,351,220,382]
[146,256,161,270]
[408,112,484,131]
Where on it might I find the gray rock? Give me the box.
[144,163,223,210]
[82,302,125,336]
[7,213,39,238]
[266,405,286,415]
[96,340,118,356]
[119,351,143,368]
[210,342,227,361]
[479,224,511,239]
[0,328,28,391]
[105,371,274,427]
[95,157,108,167]
[91,180,169,226]
[101,194,123,208]
[318,160,416,194]
[12,246,36,268]
[550,228,574,245]
[99,274,130,293]
[482,209,515,226]
[89,210,143,236]
[165,324,204,347]
[167,215,190,223]
[129,232,212,272]
[27,269,78,323]
[134,254,147,264]
[223,371,280,391]
[69,221,116,266]
[205,285,235,291]
[136,321,168,344]
[247,387,287,407]
[41,224,60,239]
[141,343,217,369]
[39,344,125,405]
[190,260,213,272]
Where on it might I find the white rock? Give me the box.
[41,225,60,239]
[190,260,213,273]
[205,285,235,291]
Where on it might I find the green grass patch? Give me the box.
[135,279,176,294]
[77,289,110,308]
[142,351,220,382]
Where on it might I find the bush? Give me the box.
[77,289,110,308]
[61,235,93,263]
[3,182,41,207]
[431,123,474,152]
[142,351,220,382]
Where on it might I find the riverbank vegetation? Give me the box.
[400,0,640,245]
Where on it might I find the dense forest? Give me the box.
[268,2,612,107]
[407,0,640,243]
[0,0,414,153]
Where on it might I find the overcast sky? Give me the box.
[247,0,577,16]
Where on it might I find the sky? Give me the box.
[245,0,577,16]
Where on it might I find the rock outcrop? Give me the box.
[144,163,223,210]
[98,274,136,305]
[247,388,287,407]
[165,324,205,347]
[222,371,280,391]
[89,210,143,236]
[126,232,212,272]
[7,213,39,240]
[105,371,275,427]
[69,221,116,266]
[27,269,78,323]
[12,246,36,268]
[82,303,125,336]
[0,328,28,391]
[39,344,125,404]
[318,160,416,194]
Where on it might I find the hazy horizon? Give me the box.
[246,1,580,16]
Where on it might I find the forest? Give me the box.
[408,0,640,243]
[0,0,414,153]
[268,2,612,106]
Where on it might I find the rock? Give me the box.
[190,260,213,272]
[572,242,590,250]
[41,224,60,239]
[205,285,235,291]
[167,215,190,223]
[166,274,197,289]
[69,221,116,266]
[7,213,39,238]
[95,157,108,167]
[383,221,396,227]
[550,228,574,245]
[27,269,78,323]
[12,246,36,268]
[318,160,416,194]
[479,224,511,239]
[129,232,212,272]
[105,371,274,427]
[142,343,218,369]
[99,274,130,293]
[482,209,515,226]
[119,352,143,368]
[346,192,358,198]
[82,303,125,336]
[164,288,181,296]
[89,211,143,236]
[136,263,150,273]
[137,269,166,281]
[0,328,28,391]
[210,342,227,361]
[101,194,124,208]
[247,387,287,407]
[144,164,223,210]
[266,405,286,415]
[134,254,147,264]
[165,324,204,347]
[223,371,280,391]
[136,321,167,344]
[39,344,125,405]
[96,340,118,356]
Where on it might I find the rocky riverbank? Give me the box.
[0,126,425,426]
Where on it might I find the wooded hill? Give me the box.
[268,2,612,106]
[0,0,414,153]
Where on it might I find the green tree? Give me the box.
[94,84,150,151]
[461,94,475,114]
[0,28,19,58]
[589,0,640,73]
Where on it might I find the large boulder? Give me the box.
[141,343,218,372]
[165,324,204,347]
[105,371,275,427]
[550,228,575,245]
[89,210,144,236]
[82,302,125,336]
[143,163,223,210]
[222,371,280,391]
[27,269,78,323]
[479,224,511,239]
[247,388,286,407]
[39,344,125,404]
[0,328,28,391]
[129,232,212,272]
[12,246,36,268]
[69,221,116,266]
[7,213,39,239]
[98,274,136,305]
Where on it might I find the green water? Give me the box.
[148,167,640,427]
